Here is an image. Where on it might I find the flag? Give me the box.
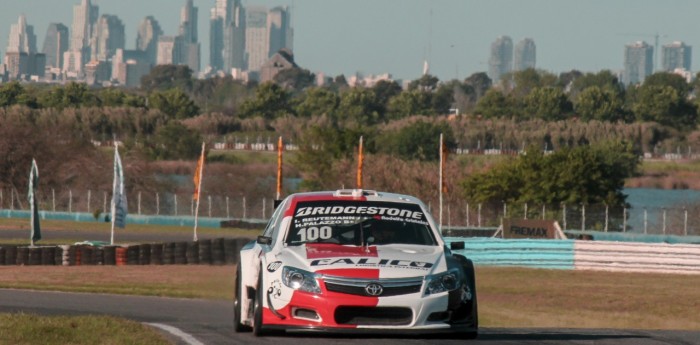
[111,145,128,229]
[28,159,41,244]
[276,137,283,200]
[193,142,206,202]
[357,136,364,189]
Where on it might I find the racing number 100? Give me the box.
[297,226,332,242]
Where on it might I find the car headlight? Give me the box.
[281,266,321,294]
[425,269,461,295]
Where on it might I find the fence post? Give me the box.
[662,208,666,235]
[684,208,688,236]
[604,204,608,232]
[448,205,451,230]
[156,193,160,215]
[52,189,55,212]
[87,190,91,213]
[524,203,528,220]
[103,192,107,215]
[243,197,247,220]
[581,204,586,231]
[174,194,178,216]
[0,190,2,208]
[138,192,142,215]
[262,198,266,219]
[69,190,72,213]
[644,208,648,235]
[191,197,194,216]
[503,202,507,219]
[477,203,482,228]
[562,203,567,231]
[466,204,469,227]
[623,207,627,232]
[208,195,212,217]
[226,196,230,218]
[542,204,546,220]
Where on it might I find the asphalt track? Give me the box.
[0,289,698,345]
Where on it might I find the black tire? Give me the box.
[462,258,478,339]
[252,268,265,336]
[233,264,251,332]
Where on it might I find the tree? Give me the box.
[408,74,439,92]
[372,80,403,113]
[432,81,456,114]
[143,121,202,160]
[239,82,292,120]
[643,72,690,97]
[505,68,558,99]
[148,88,200,119]
[632,85,696,128]
[569,70,623,99]
[524,87,573,121]
[337,87,382,125]
[274,67,316,91]
[141,65,193,91]
[386,90,432,120]
[475,89,516,118]
[461,141,640,207]
[463,72,492,100]
[376,121,455,161]
[574,86,626,122]
[295,87,339,117]
[0,81,24,107]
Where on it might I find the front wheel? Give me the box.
[233,264,251,332]
[252,269,265,336]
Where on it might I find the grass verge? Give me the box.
[0,313,169,345]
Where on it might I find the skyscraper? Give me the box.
[623,41,653,85]
[5,14,44,78]
[136,16,163,66]
[65,0,99,76]
[514,38,536,71]
[488,36,513,83]
[179,0,200,72]
[224,0,246,71]
[42,23,69,69]
[91,14,125,62]
[6,14,37,54]
[267,6,292,57]
[209,0,231,71]
[662,41,692,72]
[245,7,268,72]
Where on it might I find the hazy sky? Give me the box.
[2,0,700,81]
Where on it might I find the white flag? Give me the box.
[111,145,127,229]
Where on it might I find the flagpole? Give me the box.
[193,142,205,242]
[110,143,118,245]
[29,159,40,247]
[276,136,283,200]
[357,136,364,189]
[439,133,444,235]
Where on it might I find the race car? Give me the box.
[233,189,478,338]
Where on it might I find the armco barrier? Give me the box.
[445,237,700,275]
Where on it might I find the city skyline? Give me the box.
[2,0,700,82]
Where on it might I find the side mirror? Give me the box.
[257,236,272,245]
[450,241,465,250]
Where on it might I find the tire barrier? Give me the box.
[173,242,187,264]
[42,247,56,266]
[0,237,253,266]
[103,246,116,266]
[211,238,225,265]
[150,243,163,265]
[139,244,151,265]
[198,239,212,265]
[186,241,199,265]
[115,247,127,266]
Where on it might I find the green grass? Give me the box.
[640,159,700,174]
[0,313,169,345]
[208,149,295,165]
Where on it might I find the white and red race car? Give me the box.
[234,189,478,338]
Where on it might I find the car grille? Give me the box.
[323,276,423,297]
[335,306,413,325]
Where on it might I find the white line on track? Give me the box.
[144,322,206,345]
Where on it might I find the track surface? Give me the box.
[0,289,698,345]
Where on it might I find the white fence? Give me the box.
[574,240,700,275]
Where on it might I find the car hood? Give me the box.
[275,243,445,278]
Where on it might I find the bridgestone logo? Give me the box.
[295,206,423,220]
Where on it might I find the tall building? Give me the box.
[514,38,536,71]
[6,14,37,54]
[245,6,269,72]
[623,41,653,85]
[65,0,99,76]
[42,23,69,69]
[488,36,513,83]
[662,41,692,72]
[179,0,200,72]
[4,15,44,78]
[91,14,125,63]
[136,16,163,66]
[267,6,292,57]
[157,36,183,65]
[210,0,246,72]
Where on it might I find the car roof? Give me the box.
[285,189,424,205]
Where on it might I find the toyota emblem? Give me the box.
[365,283,383,296]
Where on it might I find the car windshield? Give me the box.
[285,200,437,246]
